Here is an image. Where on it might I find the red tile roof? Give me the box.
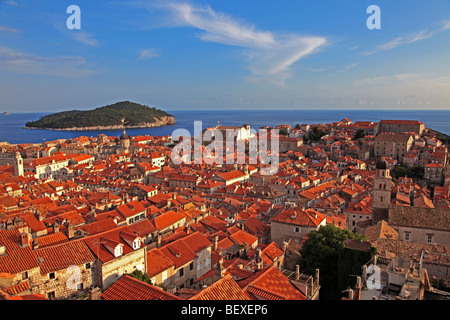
[146,248,175,277]
[101,275,182,300]
[152,210,186,231]
[271,208,326,227]
[0,229,39,274]
[83,226,144,263]
[190,274,250,300]
[241,266,307,300]
[33,239,95,275]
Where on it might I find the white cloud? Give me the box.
[363,21,450,56]
[138,48,160,60]
[0,26,20,34]
[159,1,327,84]
[72,31,99,46]
[0,47,96,78]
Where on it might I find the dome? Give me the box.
[120,133,130,140]
[68,158,78,166]
[376,158,388,170]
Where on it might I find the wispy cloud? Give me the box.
[3,1,25,7]
[339,62,359,72]
[72,31,99,46]
[0,26,20,34]
[138,48,160,60]
[152,1,327,84]
[363,21,450,56]
[0,47,97,78]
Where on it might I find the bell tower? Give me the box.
[372,158,391,224]
[14,151,24,177]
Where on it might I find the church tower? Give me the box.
[14,151,24,176]
[372,158,392,224]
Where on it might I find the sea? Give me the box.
[0,109,449,145]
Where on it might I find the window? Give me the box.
[427,235,433,244]
[49,272,55,279]
[77,283,84,290]
[189,262,194,271]
[133,239,141,250]
[179,268,184,277]
[114,245,123,257]
[294,227,300,233]
[404,232,410,241]
[47,291,56,300]
[85,263,91,269]
[22,271,28,280]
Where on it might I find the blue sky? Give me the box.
[0,0,449,112]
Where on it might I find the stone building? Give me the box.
[378,120,425,135]
[31,240,95,300]
[388,205,450,246]
[270,207,326,245]
[83,226,146,290]
[146,231,212,292]
[374,133,414,163]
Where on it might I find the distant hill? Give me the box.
[25,101,175,131]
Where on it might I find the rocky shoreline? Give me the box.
[24,116,176,131]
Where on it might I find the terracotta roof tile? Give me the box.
[190,274,250,300]
[33,239,95,275]
[102,275,182,300]
[242,266,306,300]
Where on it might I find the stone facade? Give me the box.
[95,247,146,289]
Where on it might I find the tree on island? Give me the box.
[297,224,375,300]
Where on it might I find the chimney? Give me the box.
[32,239,39,250]
[213,235,219,251]
[354,276,362,300]
[0,245,6,257]
[53,222,60,234]
[156,232,162,249]
[167,283,177,295]
[296,265,300,280]
[315,269,320,287]
[36,211,44,222]
[255,248,262,270]
[19,232,30,248]
[347,288,354,300]
[216,257,226,277]
[67,222,75,239]
[89,287,102,300]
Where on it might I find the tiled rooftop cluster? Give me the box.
[0,119,449,300]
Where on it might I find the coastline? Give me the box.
[23,116,176,132]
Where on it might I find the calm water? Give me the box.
[0,109,449,144]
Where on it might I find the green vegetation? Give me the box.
[391,165,424,180]
[279,128,289,136]
[354,129,365,140]
[127,270,166,290]
[303,126,327,143]
[297,224,374,300]
[25,101,174,129]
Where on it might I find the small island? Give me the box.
[24,101,175,131]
